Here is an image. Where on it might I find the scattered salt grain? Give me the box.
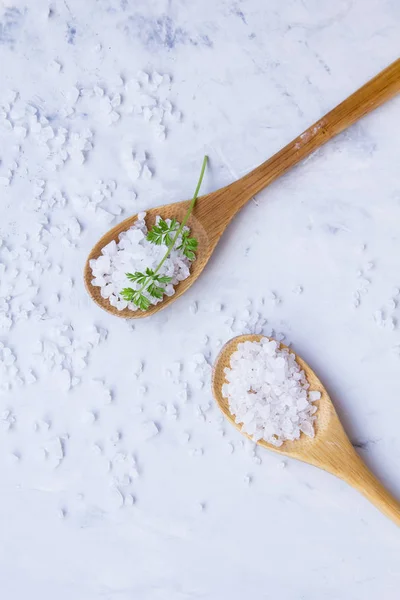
[110,431,122,443]
[9,452,21,464]
[142,421,159,440]
[91,444,103,455]
[125,494,136,507]
[387,317,396,331]
[44,437,64,468]
[189,448,203,457]
[142,165,152,180]
[111,487,124,508]
[222,338,319,446]
[167,404,178,419]
[179,431,191,444]
[82,410,97,425]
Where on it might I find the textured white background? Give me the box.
[0,1,399,598]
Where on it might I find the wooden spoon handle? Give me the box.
[228,58,400,214]
[341,451,400,526]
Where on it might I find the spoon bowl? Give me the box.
[84,198,214,318]
[212,334,400,526]
[84,59,400,318]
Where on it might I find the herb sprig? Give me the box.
[146,218,179,246]
[121,155,208,310]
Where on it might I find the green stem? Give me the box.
[135,155,208,297]
[153,154,208,275]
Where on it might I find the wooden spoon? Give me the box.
[84,58,400,318]
[212,334,400,526]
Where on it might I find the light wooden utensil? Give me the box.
[85,58,400,317]
[212,334,400,526]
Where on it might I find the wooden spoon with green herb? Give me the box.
[84,58,400,318]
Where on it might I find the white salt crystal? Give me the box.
[142,421,159,440]
[189,448,203,457]
[179,431,191,444]
[171,109,182,122]
[94,85,104,97]
[108,111,120,124]
[110,93,121,108]
[167,404,178,419]
[67,87,80,105]
[91,444,102,455]
[142,165,152,180]
[110,431,121,443]
[142,107,152,121]
[111,487,124,508]
[9,452,21,464]
[152,71,163,87]
[137,70,149,85]
[82,411,97,425]
[45,437,64,467]
[125,494,136,507]
[25,369,36,384]
[222,338,319,446]
[50,60,62,72]
[177,386,188,403]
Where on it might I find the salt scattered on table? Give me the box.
[142,421,159,440]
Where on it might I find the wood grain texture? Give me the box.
[84,58,400,318]
[212,334,400,527]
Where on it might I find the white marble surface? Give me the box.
[0,1,399,598]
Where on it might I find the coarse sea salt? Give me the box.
[222,339,320,447]
[89,212,192,311]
